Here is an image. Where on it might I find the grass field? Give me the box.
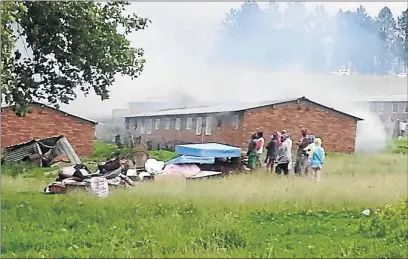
[1,145,408,258]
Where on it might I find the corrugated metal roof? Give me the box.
[124,97,299,117]
[1,101,98,125]
[1,135,82,165]
[51,137,81,164]
[124,96,363,121]
[364,94,407,102]
[1,141,41,163]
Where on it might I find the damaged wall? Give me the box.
[1,103,96,156]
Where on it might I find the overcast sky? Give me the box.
[52,2,407,118]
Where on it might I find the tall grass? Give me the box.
[2,153,407,258]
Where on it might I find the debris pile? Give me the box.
[133,143,244,181]
[2,135,81,167]
[44,157,135,195]
[42,141,246,197]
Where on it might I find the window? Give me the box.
[376,103,384,112]
[137,120,142,132]
[196,117,202,135]
[146,119,152,134]
[175,118,181,130]
[205,116,212,135]
[232,115,239,129]
[140,120,145,134]
[165,118,170,129]
[125,119,130,130]
[186,117,193,130]
[155,119,160,130]
[405,104,408,113]
[217,118,222,128]
[392,103,399,113]
[134,121,138,130]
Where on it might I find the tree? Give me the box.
[376,6,397,74]
[213,1,265,65]
[1,1,150,115]
[396,9,408,72]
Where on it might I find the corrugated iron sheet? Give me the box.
[2,141,41,163]
[1,135,81,165]
[51,137,81,164]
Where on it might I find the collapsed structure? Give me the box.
[1,135,81,167]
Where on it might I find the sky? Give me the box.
[44,2,408,118]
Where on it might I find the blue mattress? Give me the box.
[175,143,241,158]
[165,155,215,165]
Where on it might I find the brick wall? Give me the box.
[124,101,358,153]
[1,104,96,156]
[241,101,358,152]
[125,112,245,149]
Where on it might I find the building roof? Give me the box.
[364,94,407,102]
[1,101,98,125]
[124,96,363,121]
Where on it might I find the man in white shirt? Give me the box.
[256,131,265,167]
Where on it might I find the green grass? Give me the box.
[87,141,178,162]
[1,148,407,258]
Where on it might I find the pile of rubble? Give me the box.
[44,157,135,197]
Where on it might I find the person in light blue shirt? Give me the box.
[310,138,325,182]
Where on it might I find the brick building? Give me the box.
[124,97,363,153]
[1,102,97,156]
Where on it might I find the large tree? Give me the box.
[396,9,408,72]
[0,1,150,115]
[376,6,397,74]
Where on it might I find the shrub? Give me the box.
[390,137,408,154]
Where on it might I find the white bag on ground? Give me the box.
[89,177,109,198]
[145,159,165,175]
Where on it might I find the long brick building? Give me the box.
[124,96,363,153]
[1,102,97,156]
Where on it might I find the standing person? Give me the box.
[303,135,316,176]
[265,132,279,172]
[247,133,258,171]
[310,138,325,182]
[286,132,293,172]
[275,134,291,176]
[255,131,265,168]
[294,128,310,176]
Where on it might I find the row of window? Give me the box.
[127,115,239,135]
[375,103,408,113]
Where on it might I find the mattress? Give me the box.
[175,143,241,158]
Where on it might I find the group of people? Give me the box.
[246,129,325,181]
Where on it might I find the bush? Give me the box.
[360,198,408,242]
[389,137,408,154]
